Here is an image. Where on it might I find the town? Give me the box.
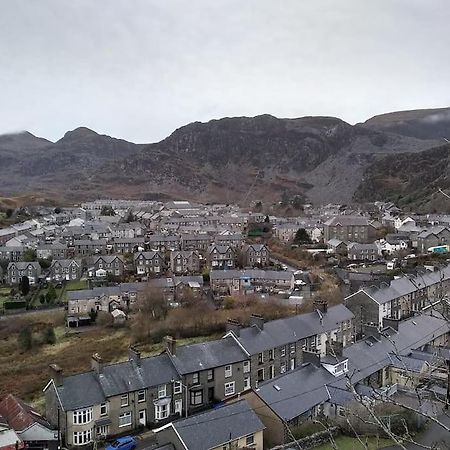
[0,198,449,450]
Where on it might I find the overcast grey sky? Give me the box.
[1,0,449,143]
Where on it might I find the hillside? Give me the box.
[355,143,450,212]
[362,107,450,141]
[0,110,446,206]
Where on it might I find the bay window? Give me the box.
[73,407,93,425]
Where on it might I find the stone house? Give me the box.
[72,240,108,257]
[323,216,372,243]
[36,242,68,260]
[154,400,264,450]
[49,259,82,281]
[133,251,164,275]
[207,245,236,270]
[7,261,41,285]
[347,242,380,261]
[242,244,270,267]
[169,251,200,274]
[112,237,145,254]
[417,226,450,253]
[88,256,125,278]
[0,246,24,262]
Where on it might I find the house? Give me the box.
[379,234,410,255]
[72,239,108,257]
[224,303,354,388]
[0,420,24,450]
[180,234,212,252]
[0,394,58,450]
[417,226,450,253]
[7,262,41,285]
[345,265,450,333]
[214,233,244,248]
[49,259,82,282]
[112,238,145,255]
[242,312,450,447]
[88,256,125,278]
[242,244,270,267]
[154,400,264,450]
[169,251,200,274]
[327,239,347,256]
[210,269,295,297]
[36,242,68,260]
[44,350,183,448]
[133,252,164,276]
[273,223,298,242]
[323,216,372,243]
[347,242,379,261]
[207,245,236,270]
[0,246,24,262]
[148,235,181,252]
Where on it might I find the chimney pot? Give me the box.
[164,336,177,355]
[226,319,241,336]
[249,314,264,331]
[49,364,63,387]
[91,353,103,374]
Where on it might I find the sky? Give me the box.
[1,0,450,143]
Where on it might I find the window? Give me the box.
[207,369,214,381]
[73,429,92,446]
[138,390,146,403]
[268,349,274,360]
[100,403,107,417]
[225,365,232,378]
[246,434,255,446]
[158,384,166,399]
[73,407,93,425]
[257,368,264,383]
[119,412,132,428]
[243,360,251,373]
[290,343,295,354]
[290,358,295,371]
[96,425,109,437]
[337,405,346,417]
[192,372,200,384]
[244,376,251,390]
[174,381,182,394]
[280,346,286,357]
[269,365,275,379]
[280,362,286,374]
[258,352,264,364]
[190,390,203,406]
[155,403,170,420]
[174,399,183,415]
[224,382,235,396]
[120,394,129,407]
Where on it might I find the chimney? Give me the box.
[49,364,63,387]
[129,346,141,366]
[226,319,241,336]
[249,314,264,331]
[91,353,103,374]
[164,336,177,356]
[313,298,328,314]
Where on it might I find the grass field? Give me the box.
[314,436,393,449]
[0,309,217,411]
[0,287,11,309]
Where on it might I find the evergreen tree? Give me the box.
[18,326,33,351]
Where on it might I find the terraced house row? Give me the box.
[43,304,353,447]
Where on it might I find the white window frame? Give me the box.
[244,376,251,390]
[73,407,93,425]
[224,365,232,378]
[174,381,182,394]
[73,429,92,446]
[118,412,132,428]
[120,394,129,407]
[246,434,255,446]
[174,399,183,415]
[100,403,107,417]
[224,381,235,396]
[280,362,286,374]
[158,384,167,399]
[192,372,200,384]
[280,346,286,357]
[243,360,251,373]
[155,403,170,421]
[138,390,146,403]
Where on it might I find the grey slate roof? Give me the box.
[56,354,180,410]
[172,400,264,450]
[169,336,247,374]
[234,304,354,354]
[210,269,294,282]
[324,216,369,227]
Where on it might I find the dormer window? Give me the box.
[321,357,349,377]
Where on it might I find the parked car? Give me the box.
[106,436,136,450]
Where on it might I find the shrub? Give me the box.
[43,326,56,345]
[18,326,33,351]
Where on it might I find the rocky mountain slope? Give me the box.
[0,109,447,206]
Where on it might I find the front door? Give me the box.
[138,409,146,426]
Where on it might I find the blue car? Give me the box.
[106,436,137,450]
